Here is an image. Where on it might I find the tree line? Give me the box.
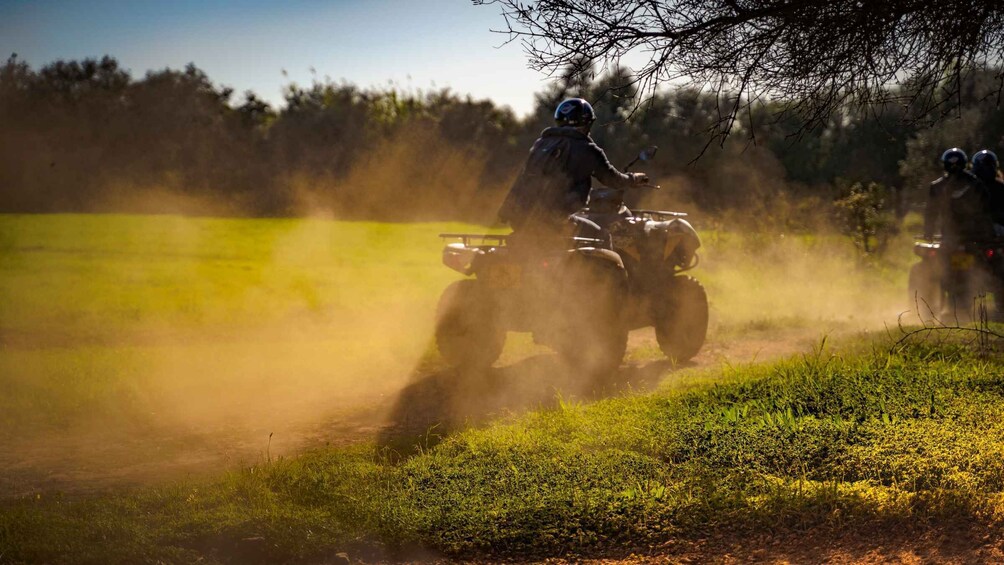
[2,54,1003,232]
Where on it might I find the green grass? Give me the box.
[4,334,1004,563]
[0,213,476,337]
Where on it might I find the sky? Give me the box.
[0,0,553,117]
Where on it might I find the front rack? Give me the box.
[570,236,610,246]
[633,209,688,220]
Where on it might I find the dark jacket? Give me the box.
[499,127,635,230]
[924,171,993,242]
[984,177,1004,227]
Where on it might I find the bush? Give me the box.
[834,181,899,254]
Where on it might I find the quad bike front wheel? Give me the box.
[435,280,505,370]
[655,275,709,363]
[907,261,943,322]
[943,268,993,324]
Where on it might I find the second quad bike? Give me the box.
[909,236,1004,321]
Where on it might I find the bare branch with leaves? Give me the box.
[477,0,1004,146]
[894,294,1003,357]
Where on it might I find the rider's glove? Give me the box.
[630,172,649,186]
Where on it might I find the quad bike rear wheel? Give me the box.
[944,273,990,324]
[435,280,505,370]
[655,275,708,363]
[553,258,629,381]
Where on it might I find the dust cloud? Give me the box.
[1,212,441,495]
[702,232,907,330]
[274,127,505,222]
[378,219,912,457]
[2,153,913,497]
[634,170,910,333]
[1,124,514,495]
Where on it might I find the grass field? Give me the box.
[5,212,979,563]
[0,214,482,434]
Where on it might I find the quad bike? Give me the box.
[435,218,629,376]
[575,146,708,362]
[909,236,1004,321]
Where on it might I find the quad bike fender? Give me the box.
[644,218,701,263]
[568,247,625,270]
[664,218,701,259]
[442,242,482,275]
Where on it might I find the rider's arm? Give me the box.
[589,143,636,190]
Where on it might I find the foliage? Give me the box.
[3,54,1004,234]
[0,55,521,220]
[482,0,1004,142]
[833,181,899,254]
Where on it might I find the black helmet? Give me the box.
[941,147,968,173]
[972,149,999,182]
[554,98,595,128]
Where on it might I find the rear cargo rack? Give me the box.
[439,233,509,246]
[439,233,608,248]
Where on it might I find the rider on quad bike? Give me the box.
[911,148,999,320]
[972,149,1004,228]
[923,148,991,243]
[434,100,709,380]
[496,98,649,237]
[972,149,1004,316]
[433,100,660,381]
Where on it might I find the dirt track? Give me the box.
[0,326,822,498]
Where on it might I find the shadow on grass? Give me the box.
[376,354,681,456]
